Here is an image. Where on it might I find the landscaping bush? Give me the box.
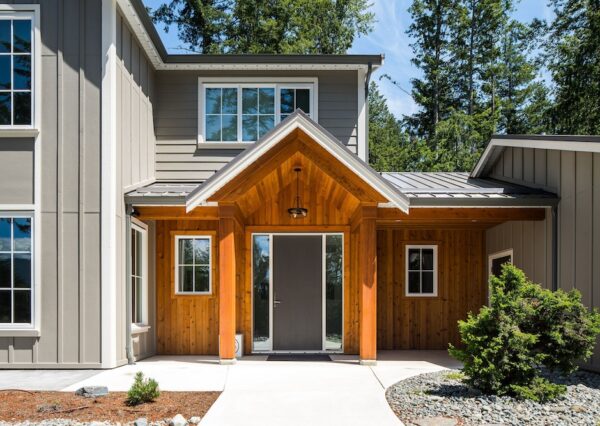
[126,371,160,406]
[449,264,600,402]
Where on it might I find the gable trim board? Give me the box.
[185,111,410,213]
[472,135,600,178]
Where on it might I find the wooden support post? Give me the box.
[219,206,237,363]
[356,204,378,365]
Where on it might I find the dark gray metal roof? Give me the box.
[129,0,384,67]
[126,182,201,205]
[381,172,558,207]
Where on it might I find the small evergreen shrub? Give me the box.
[126,371,160,406]
[449,264,600,402]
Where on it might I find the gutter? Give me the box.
[551,205,558,291]
[125,204,135,365]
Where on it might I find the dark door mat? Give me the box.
[267,354,332,362]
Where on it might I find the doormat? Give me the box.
[267,354,332,362]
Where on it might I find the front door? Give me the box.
[272,235,323,351]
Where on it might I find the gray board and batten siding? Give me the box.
[0,0,103,368]
[484,145,600,372]
[115,8,158,362]
[154,70,359,181]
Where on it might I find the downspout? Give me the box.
[551,205,558,292]
[125,203,135,364]
[364,62,373,162]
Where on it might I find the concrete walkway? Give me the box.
[0,351,460,426]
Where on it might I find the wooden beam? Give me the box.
[357,204,377,364]
[218,208,237,362]
[135,206,219,221]
[377,207,546,223]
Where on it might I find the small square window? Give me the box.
[406,245,438,296]
[175,236,212,294]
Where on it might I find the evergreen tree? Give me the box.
[152,0,374,54]
[405,0,455,139]
[546,0,600,134]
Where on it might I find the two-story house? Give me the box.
[0,0,598,372]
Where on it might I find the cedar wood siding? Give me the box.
[154,70,359,181]
[0,0,103,367]
[115,8,157,362]
[486,147,600,372]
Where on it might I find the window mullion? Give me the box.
[10,19,13,126]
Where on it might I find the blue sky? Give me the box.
[143,0,552,119]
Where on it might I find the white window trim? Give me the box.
[405,244,438,297]
[131,218,149,327]
[198,77,318,148]
[0,5,40,131]
[488,249,513,277]
[0,211,35,329]
[174,234,213,295]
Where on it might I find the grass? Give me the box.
[443,371,466,381]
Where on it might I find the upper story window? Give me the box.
[199,80,316,144]
[0,14,33,127]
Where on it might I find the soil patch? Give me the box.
[0,390,220,423]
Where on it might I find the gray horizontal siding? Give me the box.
[154,70,358,181]
[0,0,102,368]
[488,146,600,372]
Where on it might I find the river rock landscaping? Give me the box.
[0,390,220,425]
[386,369,600,425]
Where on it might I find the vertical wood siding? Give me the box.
[154,70,358,181]
[376,228,487,350]
[488,147,600,372]
[0,0,103,367]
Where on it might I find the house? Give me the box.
[0,0,597,372]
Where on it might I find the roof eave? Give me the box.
[185,111,410,213]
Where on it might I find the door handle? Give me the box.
[274,299,282,308]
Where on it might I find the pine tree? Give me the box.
[546,0,600,134]
[406,0,455,139]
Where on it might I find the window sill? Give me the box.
[131,324,151,335]
[0,328,40,337]
[0,128,39,138]
[197,142,251,150]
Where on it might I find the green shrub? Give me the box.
[126,371,160,406]
[449,264,600,401]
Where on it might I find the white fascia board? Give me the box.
[472,137,600,178]
[185,114,410,213]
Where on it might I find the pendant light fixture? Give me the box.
[287,167,308,218]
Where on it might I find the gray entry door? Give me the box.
[273,235,323,351]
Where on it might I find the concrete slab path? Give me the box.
[0,351,459,426]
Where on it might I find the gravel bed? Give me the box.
[386,369,600,425]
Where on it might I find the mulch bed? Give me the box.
[0,390,221,423]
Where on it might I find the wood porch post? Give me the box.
[218,204,237,363]
[355,204,378,365]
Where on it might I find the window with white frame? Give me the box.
[0,215,33,325]
[489,249,513,278]
[0,13,34,127]
[406,245,437,296]
[175,235,212,294]
[200,82,314,143]
[131,223,147,325]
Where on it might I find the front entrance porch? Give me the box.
[128,113,551,364]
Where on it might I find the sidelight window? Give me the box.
[405,245,437,296]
